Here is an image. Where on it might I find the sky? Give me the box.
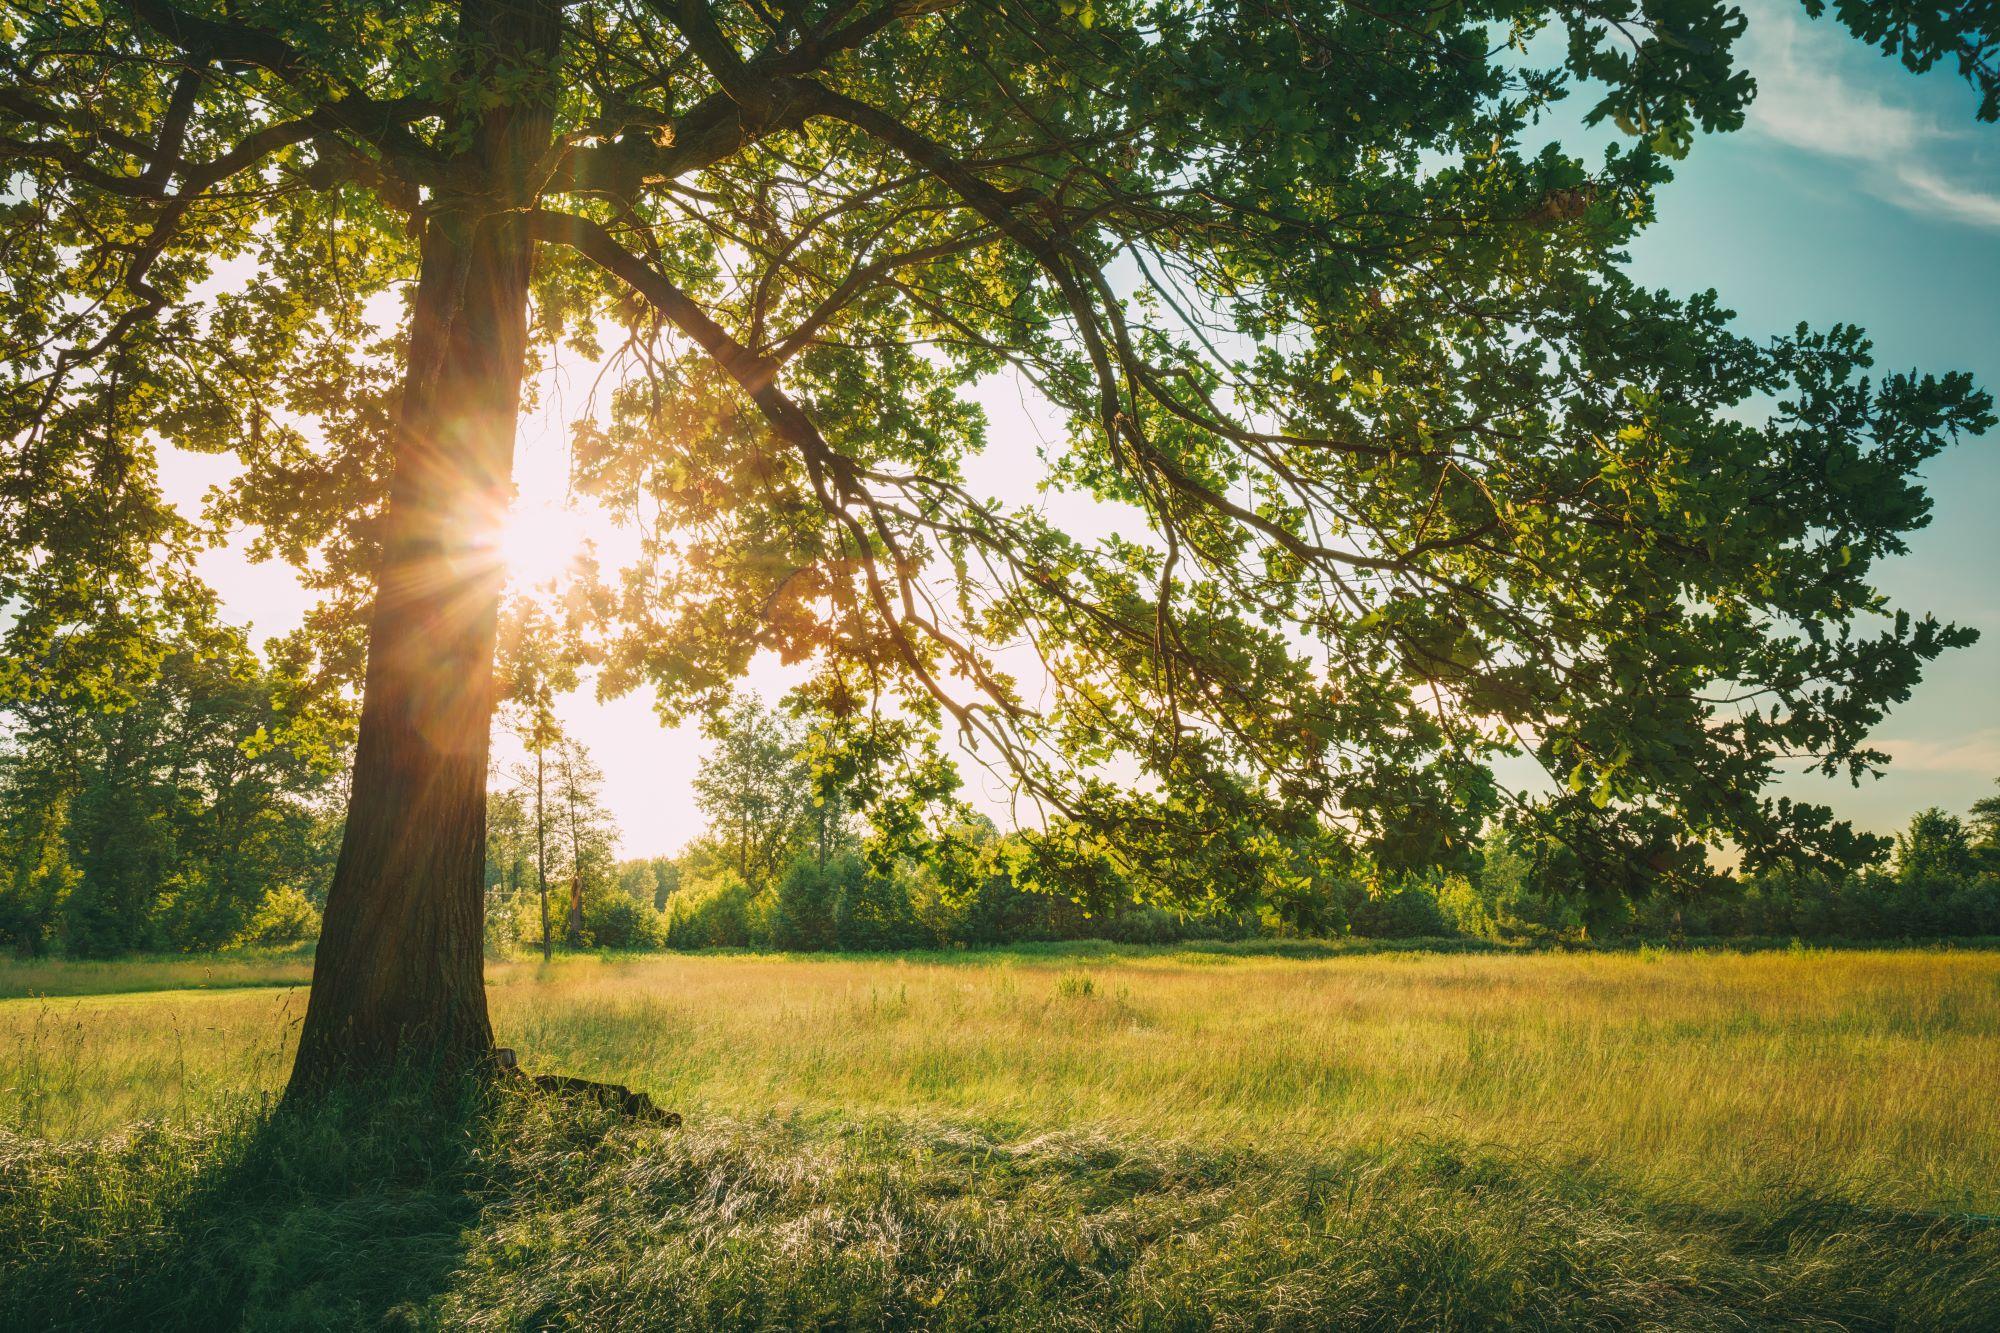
[162,0,2000,858]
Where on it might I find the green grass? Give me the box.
[0,949,315,1000]
[3,947,1998,1327]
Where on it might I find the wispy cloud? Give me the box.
[1743,2,2000,229]
[1877,727,2000,775]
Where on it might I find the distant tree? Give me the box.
[830,855,923,951]
[770,856,843,950]
[484,789,533,900]
[483,786,536,950]
[549,738,618,943]
[1969,781,2000,864]
[615,857,681,912]
[693,697,815,893]
[662,842,757,949]
[494,597,581,961]
[0,760,80,956]
[1895,809,1979,886]
[0,621,344,955]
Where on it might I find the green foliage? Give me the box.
[229,885,321,950]
[692,695,857,893]
[1345,883,1457,941]
[617,857,681,912]
[618,767,2000,955]
[0,622,343,956]
[485,734,619,953]
[1897,808,1981,886]
[482,789,538,954]
[1449,795,2000,945]
[829,856,925,952]
[1803,0,2000,121]
[769,856,842,952]
[663,860,759,950]
[582,893,666,951]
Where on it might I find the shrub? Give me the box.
[832,859,925,951]
[771,858,842,951]
[664,869,757,949]
[1099,905,1193,944]
[1348,884,1456,939]
[231,885,321,949]
[585,894,667,950]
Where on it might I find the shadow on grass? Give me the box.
[6,1092,2000,1329]
[0,1083,494,1332]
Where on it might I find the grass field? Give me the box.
[4,945,1999,1328]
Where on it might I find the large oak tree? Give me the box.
[2,0,1993,1091]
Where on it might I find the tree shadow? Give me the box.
[11,1082,500,1332]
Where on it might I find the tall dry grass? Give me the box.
[3,947,1994,1210]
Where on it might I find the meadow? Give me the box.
[4,945,1999,1328]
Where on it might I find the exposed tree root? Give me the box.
[493,1048,682,1126]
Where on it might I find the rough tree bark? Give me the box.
[286,0,563,1097]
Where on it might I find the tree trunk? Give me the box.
[287,0,562,1097]
[537,742,551,962]
[564,751,585,940]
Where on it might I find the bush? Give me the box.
[231,885,321,949]
[832,859,925,951]
[0,840,75,956]
[1348,884,1456,939]
[772,858,842,950]
[957,873,1089,945]
[585,894,666,950]
[665,870,757,949]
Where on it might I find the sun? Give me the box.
[496,498,593,590]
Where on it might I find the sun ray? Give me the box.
[497,498,592,591]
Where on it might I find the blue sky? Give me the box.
[170,0,2000,856]
[1616,0,2000,837]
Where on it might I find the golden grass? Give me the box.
[4,946,1996,1212]
[0,951,314,1000]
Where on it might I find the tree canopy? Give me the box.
[2,0,1995,1078]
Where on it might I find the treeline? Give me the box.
[0,623,342,955]
[6,658,1999,958]
[485,697,2000,956]
[1454,803,2000,944]
[527,800,2000,956]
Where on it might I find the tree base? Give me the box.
[493,1048,681,1126]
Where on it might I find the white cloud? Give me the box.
[1877,727,2000,775]
[1742,1,2000,229]
[1894,165,2000,230]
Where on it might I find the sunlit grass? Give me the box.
[0,950,315,1001]
[4,946,1995,1214]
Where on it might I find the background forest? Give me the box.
[6,617,1997,958]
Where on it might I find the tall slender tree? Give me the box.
[3,0,1994,1092]
[497,598,575,963]
[549,736,616,940]
[692,695,813,891]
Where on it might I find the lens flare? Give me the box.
[497,498,591,590]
